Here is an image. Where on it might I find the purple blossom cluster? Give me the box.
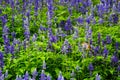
[0,52,4,68]
[0,0,120,80]
[23,17,30,41]
[47,0,53,27]
[0,70,8,80]
[61,39,72,54]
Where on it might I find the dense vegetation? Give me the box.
[0,0,120,80]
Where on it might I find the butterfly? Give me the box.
[82,42,91,50]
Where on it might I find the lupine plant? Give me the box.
[0,0,120,80]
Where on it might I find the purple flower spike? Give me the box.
[34,0,39,16]
[112,14,119,24]
[32,68,38,79]
[61,39,72,54]
[4,70,8,78]
[47,0,53,27]
[95,74,101,80]
[39,25,48,31]
[103,47,108,58]
[32,33,37,42]
[111,55,118,64]
[118,1,120,12]
[97,33,101,44]
[0,51,4,68]
[0,70,2,77]
[112,4,118,13]
[73,28,79,39]
[49,35,57,43]
[57,71,64,80]
[88,63,94,71]
[86,16,91,24]
[11,32,16,39]
[115,42,119,50]
[77,16,84,25]
[0,73,4,80]
[16,75,22,80]
[102,40,105,46]
[99,18,103,24]
[117,65,120,71]
[10,0,15,9]
[24,71,29,80]
[109,13,119,24]
[0,16,7,27]
[47,74,51,80]
[9,45,15,54]
[64,18,73,31]
[94,46,100,55]
[40,70,46,80]
[106,35,111,44]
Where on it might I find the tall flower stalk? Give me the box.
[0,52,4,69]
[47,0,53,27]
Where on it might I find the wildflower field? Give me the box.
[0,0,120,80]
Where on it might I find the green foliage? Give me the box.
[1,0,120,80]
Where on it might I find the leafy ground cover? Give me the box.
[0,0,120,80]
